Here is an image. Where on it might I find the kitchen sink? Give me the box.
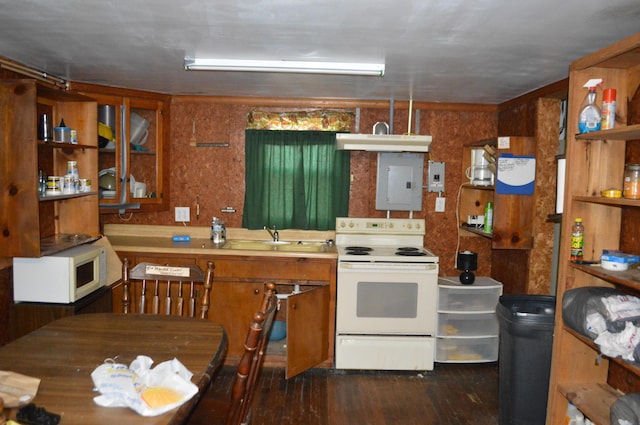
[222,239,328,252]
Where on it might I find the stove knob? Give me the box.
[406,223,412,229]
[415,222,421,229]
[348,221,355,228]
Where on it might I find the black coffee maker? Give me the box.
[457,250,478,285]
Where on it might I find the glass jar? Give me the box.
[623,164,640,199]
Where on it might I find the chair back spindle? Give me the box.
[165,281,172,315]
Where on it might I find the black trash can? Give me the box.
[497,295,556,425]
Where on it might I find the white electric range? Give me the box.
[334,217,439,371]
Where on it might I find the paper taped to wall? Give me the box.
[496,154,535,195]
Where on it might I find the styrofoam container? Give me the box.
[601,260,629,271]
[600,250,639,271]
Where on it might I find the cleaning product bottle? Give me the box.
[483,202,493,234]
[578,78,602,134]
[601,88,617,130]
[570,218,584,261]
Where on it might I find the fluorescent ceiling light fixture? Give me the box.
[184,58,385,76]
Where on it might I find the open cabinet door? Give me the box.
[0,80,39,257]
[285,284,330,379]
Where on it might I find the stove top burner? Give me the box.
[397,247,420,252]
[396,250,427,256]
[345,246,373,252]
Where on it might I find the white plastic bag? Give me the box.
[594,322,640,361]
[91,355,198,416]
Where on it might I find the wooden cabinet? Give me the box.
[10,286,112,340]
[458,137,536,249]
[114,251,336,378]
[546,33,640,425]
[1,79,99,257]
[72,83,170,213]
[200,256,334,379]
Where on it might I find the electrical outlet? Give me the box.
[175,207,190,222]
[435,197,446,212]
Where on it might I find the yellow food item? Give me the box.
[445,324,459,335]
[601,188,622,198]
[141,386,183,408]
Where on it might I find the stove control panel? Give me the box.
[335,218,424,235]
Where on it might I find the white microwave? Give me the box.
[13,244,106,303]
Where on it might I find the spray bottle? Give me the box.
[578,78,602,134]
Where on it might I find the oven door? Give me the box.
[336,261,438,335]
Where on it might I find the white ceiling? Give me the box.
[0,0,639,104]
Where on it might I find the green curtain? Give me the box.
[243,130,350,230]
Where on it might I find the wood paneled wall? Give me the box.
[100,98,498,278]
[0,64,568,346]
[494,95,564,294]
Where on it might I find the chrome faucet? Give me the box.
[264,225,279,242]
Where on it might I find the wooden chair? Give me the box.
[188,282,278,425]
[122,258,214,319]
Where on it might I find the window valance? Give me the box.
[246,110,353,131]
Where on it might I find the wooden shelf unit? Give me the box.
[1,80,99,257]
[71,83,171,214]
[546,33,640,425]
[459,137,535,249]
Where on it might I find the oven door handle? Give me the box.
[339,262,438,272]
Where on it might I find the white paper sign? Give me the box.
[145,265,190,277]
[496,155,536,195]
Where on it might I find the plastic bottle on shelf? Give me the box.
[578,79,602,134]
[570,218,585,261]
[565,402,585,424]
[483,201,493,234]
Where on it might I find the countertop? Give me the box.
[103,224,338,259]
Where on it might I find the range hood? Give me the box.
[336,133,432,152]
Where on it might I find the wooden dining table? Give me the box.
[0,313,227,425]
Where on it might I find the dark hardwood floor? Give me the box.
[192,363,499,425]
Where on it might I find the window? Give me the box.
[242,130,350,230]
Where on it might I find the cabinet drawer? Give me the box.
[437,312,498,337]
[435,336,498,363]
[207,257,334,282]
[438,286,501,312]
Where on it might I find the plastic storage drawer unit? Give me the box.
[436,336,499,363]
[436,277,503,364]
[438,281,502,312]
[438,312,499,337]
